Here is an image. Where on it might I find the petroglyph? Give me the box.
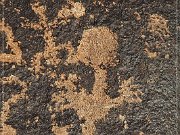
[0,1,148,134]
[0,21,23,64]
[51,27,142,135]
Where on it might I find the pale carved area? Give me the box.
[144,47,157,59]
[1,1,144,135]
[51,125,70,135]
[51,26,143,135]
[22,1,84,75]
[0,3,25,134]
[0,1,86,134]
[0,75,28,135]
[53,74,142,135]
[57,1,85,24]
[0,21,23,64]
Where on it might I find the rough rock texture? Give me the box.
[0,0,179,135]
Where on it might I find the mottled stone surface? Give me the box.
[0,0,179,135]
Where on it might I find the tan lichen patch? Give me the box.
[0,21,23,64]
[0,75,28,135]
[147,14,170,38]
